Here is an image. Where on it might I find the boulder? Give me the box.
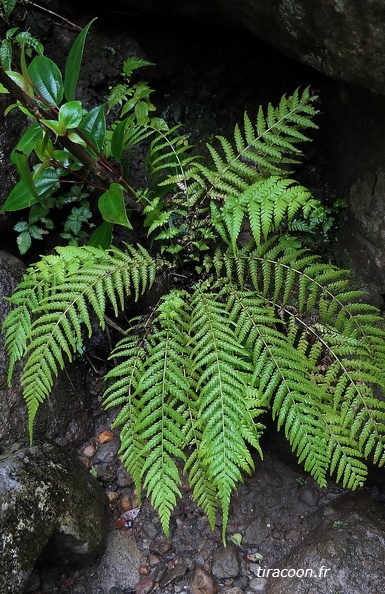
[0,250,95,446]
[119,0,385,96]
[0,440,109,594]
[264,492,385,593]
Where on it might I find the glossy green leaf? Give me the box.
[41,119,66,136]
[34,132,54,161]
[67,132,87,146]
[2,180,39,211]
[98,183,132,228]
[11,151,38,199]
[78,104,106,151]
[58,101,83,129]
[64,18,97,101]
[28,56,63,107]
[88,221,113,249]
[2,168,61,211]
[111,118,127,162]
[14,123,43,156]
[5,70,33,95]
[52,149,83,170]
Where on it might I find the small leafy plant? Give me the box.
[2,17,385,545]
[0,17,162,252]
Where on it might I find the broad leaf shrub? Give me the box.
[1,18,385,544]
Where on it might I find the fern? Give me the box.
[184,87,318,204]
[3,85,385,545]
[188,282,264,538]
[4,244,156,439]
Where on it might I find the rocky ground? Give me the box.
[23,368,385,594]
[23,369,349,594]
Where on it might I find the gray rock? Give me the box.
[0,250,95,446]
[212,543,241,578]
[73,529,142,593]
[119,0,385,95]
[264,493,385,594]
[0,441,109,594]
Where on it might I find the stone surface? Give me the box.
[211,543,241,579]
[264,493,385,594]
[190,567,220,594]
[0,250,95,446]
[119,0,385,95]
[0,441,108,594]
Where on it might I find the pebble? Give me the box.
[120,493,134,511]
[248,577,267,592]
[83,444,96,457]
[135,577,155,594]
[149,553,160,566]
[189,567,220,594]
[105,490,119,503]
[212,543,241,578]
[139,564,151,576]
[116,465,134,487]
[98,430,114,444]
[142,519,159,539]
[93,440,120,463]
[159,564,187,587]
[298,485,320,506]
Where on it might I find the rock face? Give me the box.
[0,441,109,594]
[119,0,385,95]
[0,250,95,446]
[264,493,385,594]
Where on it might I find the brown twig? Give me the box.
[20,0,82,31]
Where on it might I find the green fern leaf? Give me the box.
[133,291,192,536]
[104,322,148,500]
[189,281,264,542]
[3,244,156,441]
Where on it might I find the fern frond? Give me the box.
[183,433,219,531]
[223,283,331,485]
[178,87,318,208]
[208,242,385,487]
[122,123,155,151]
[216,176,319,250]
[133,290,192,536]
[188,281,265,542]
[5,244,156,441]
[103,321,148,500]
